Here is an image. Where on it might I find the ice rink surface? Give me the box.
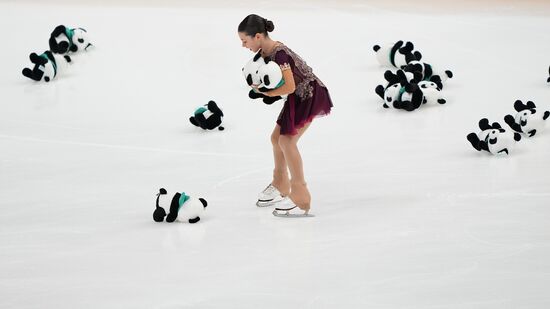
[1,1,550,308]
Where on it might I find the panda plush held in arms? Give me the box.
[467,118,522,156]
[242,52,286,105]
[189,100,225,131]
[373,40,423,69]
[504,100,550,137]
[49,25,92,54]
[153,188,207,224]
[22,51,71,82]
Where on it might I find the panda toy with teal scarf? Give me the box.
[247,57,286,105]
[375,69,423,111]
[189,100,225,131]
[153,188,208,224]
[49,25,92,54]
[22,51,72,82]
[373,41,423,69]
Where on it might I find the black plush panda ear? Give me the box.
[414,51,422,61]
[492,122,503,130]
[526,101,536,110]
[514,100,526,112]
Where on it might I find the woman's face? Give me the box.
[239,32,261,52]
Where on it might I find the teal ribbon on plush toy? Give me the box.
[194,107,207,115]
[398,86,406,101]
[274,78,285,89]
[39,53,57,77]
[65,27,75,48]
[178,192,190,210]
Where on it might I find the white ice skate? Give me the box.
[256,184,285,207]
[272,197,314,218]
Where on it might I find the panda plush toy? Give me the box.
[242,51,263,87]
[374,70,420,109]
[418,80,446,105]
[153,188,207,224]
[22,51,72,82]
[375,69,423,111]
[373,41,423,69]
[189,100,225,131]
[243,53,284,105]
[504,100,550,137]
[404,60,453,90]
[467,118,522,156]
[249,58,286,105]
[49,25,92,54]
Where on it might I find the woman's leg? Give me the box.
[278,122,312,210]
[270,124,290,196]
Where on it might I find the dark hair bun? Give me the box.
[265,20,275,32]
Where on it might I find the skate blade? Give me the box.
[272,209,315,218]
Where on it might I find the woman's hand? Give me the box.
[252,85,272,96]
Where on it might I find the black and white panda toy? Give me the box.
[242,51,263,87]
[249,58,286,105]
[373,41,422,69]
[153,188,207,224]
[404,60,453,90]
[189,100,225,131]
[375,69,424,111]
[504,100,550,137]
[418,80,446,105]
[242,53,285,105]
[22,51,72,82]
[49,25,92,54]
[375,69,417,109]
[467,118,522,156]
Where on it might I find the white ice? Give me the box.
[1,1,550,308]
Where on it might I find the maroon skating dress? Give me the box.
[264,43,333,135]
